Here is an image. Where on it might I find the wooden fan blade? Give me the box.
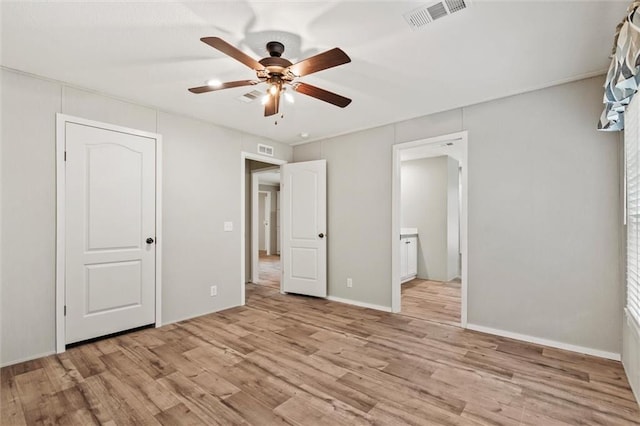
[201,37,264,71]
[188,80,259,94]
[288,48,351,77]
[292,83,352,108]
[264,94,280,117]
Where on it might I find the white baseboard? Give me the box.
[326,296,392,312]
[466,323,621,361]
[401,275,416,284]
[1,350,57,368]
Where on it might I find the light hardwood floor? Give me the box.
[401,278,461,326]
[2,283,639,425]
[255,251,281,290]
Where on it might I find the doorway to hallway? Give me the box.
[253,168,281,290]
[250,162,282,290]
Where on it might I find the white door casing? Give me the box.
[281,160,327,297]
[249,164,285,286]
[57,115,161,349]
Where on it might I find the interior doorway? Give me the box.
[241,154,328,304]
[391,132,468,328]
[253,169,281,290]
[240,153,286,305]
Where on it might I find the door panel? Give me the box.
[85,261,142,314]
[86,144,143,251]
[291,171,318,240]
[281,160,327,297]
[291,248,318,280]
[65,122,156,344]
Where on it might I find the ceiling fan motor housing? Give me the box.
[266,41,285,57]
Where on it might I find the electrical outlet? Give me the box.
[210,285,217,297]
[347,278,353,288]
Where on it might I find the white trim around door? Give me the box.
[240,152,287,306]
[391,131,469,328]
[55,114,163,353]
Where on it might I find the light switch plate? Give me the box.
[224,222,233,232]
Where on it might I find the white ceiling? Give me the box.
[0,1,627,145]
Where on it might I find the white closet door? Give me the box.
[65,122,156,344]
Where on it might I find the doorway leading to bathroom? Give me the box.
[391,131,468,328]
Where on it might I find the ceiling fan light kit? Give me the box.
[188,37,352,117]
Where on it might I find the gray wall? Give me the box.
[0,68,292,365]
[294,76,622,355]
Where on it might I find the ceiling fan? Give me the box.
[188,37,352,117]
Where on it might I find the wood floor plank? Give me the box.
[100,349,182,414]
[157,371,249,425]
[337,371,467,417]
[224,391,292,425]
[155,402,207,426]
[2,280,639,425]
[83,372,160,425]
[275,389,373,426]
[459,401,525,426]
[1,368,28,426]
[247,349,377,413]
[217,360,299,410]
[401,279,462,326]
[113,335,176,379]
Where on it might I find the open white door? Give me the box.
[64,121,157,344]
[281,160,327,297]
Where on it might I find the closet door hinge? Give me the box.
[64,151,67,161]
[64,305,67,316]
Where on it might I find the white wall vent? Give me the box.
[403,0,470,30]
[258,144,274,156]
[237,90,262,103]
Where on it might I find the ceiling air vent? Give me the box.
[258,144,274,157]
[403,0,470,30]
[427,2,448,20]
[237,90,263,103]
[445,0,467,13]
